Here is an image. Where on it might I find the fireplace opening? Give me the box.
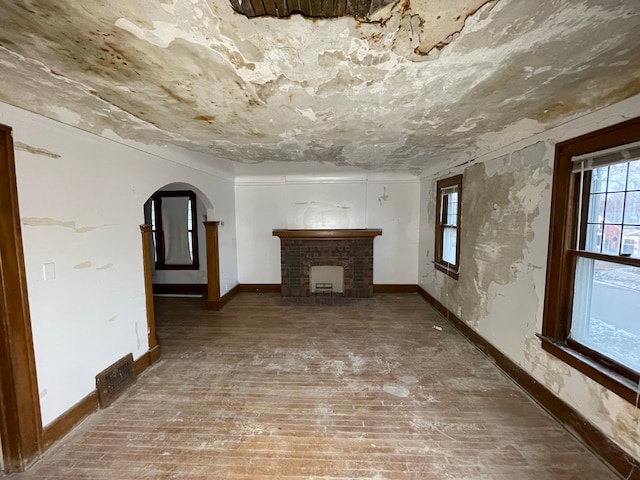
[310,266,344,294]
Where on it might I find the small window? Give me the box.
[435,175,462,279]
[541,117,640,404]
[146,190,199,270]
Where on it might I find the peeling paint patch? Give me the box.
[378,186,390,205]
[22,217,97,233]
[451,141,550,328]
[50,105,81,125]
[135,322,141,350]
[108,316,118,322]
[14,141,61,158]
[96,263,114,270]
[74,261,92,269]
[601,389,640,457]
[39,388,47,399]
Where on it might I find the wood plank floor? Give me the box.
[8,293,619,479]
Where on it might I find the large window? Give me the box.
[541,117,640,404]
[435,175,462,279]
[147,190,199,270]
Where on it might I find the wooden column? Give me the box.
[204,221,221,310]
[139,225,160,364]
[0,125,43,472]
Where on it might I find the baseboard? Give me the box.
[148,344,161,365]
[152,283,207,295]
[417,286,640,480]
[206,284,240,311]
[41,348,158,452]
[133,346,161,376]
[373,284,418,293]
[238,284,282,293]
[42,391,99,449]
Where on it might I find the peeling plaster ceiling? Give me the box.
[0,0,639,176]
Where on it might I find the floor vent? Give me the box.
[95,353,137,408]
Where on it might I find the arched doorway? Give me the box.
[142,183,220,309]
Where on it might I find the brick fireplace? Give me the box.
[273,229,382,298]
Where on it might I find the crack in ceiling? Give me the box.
[0,0,638,176]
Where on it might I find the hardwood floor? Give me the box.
[7,293,618,479]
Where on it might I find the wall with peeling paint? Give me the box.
[418,94,640,461]
[0,101,238,427]
[235,175,420,285]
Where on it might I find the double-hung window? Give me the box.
[147,190,199,270]
[435,175,462,279]
[541,117,640,403]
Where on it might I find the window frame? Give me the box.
[541,117,640,405]
[149,190,200,271]
[434,174,463,280]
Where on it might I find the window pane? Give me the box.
[590,167,608,193]
[571,257,640,374]
[628,160,640,190]
[447,192,458,225]
[624,191,640,225]
[602,225,622,255]
[607,163,628,192]
[621,226,640,258]
[162,196,192,265]
[150,199,156,228]
[584,223,603,253]
[604,191,625,224]
[152,232,158,262]
[587,193,605,223]
[442,226,457,265]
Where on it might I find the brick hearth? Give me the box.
[273,229,382,298]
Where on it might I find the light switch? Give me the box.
[43,262,56,281]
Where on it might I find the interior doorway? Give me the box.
[143,183,220,309]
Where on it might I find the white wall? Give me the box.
[1,102,237,427]
[418,94,640,461]
[235,174,420,285]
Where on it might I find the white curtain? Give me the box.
[161,197,192,265]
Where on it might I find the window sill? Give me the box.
[434,262,459,280]
[537,334,638,405]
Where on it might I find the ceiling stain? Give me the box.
[0,0,638,176]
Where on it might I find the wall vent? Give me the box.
[95,353,137,408]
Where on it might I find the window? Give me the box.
[435,175,462,279]
[146,190,199,270]
[541,117,640,404]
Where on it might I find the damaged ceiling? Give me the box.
[0,0,639,176]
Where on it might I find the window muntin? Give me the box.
[147,190,199,270]
[435,175,462,279]
[542,119,640,405]
[580,160,640,258]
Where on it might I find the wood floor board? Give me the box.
[7,293,619,479]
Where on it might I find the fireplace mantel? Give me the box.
[273,228,382,298]
[272,229,382,240]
